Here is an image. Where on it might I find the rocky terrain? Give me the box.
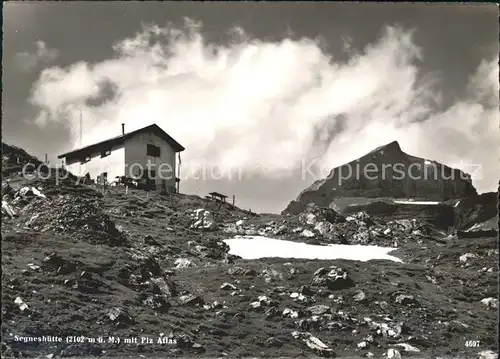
[1,142,499,359]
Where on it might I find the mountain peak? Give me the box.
[370,140,402,155]
[283,140,478,213]
[383,140,401,151]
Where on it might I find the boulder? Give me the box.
[480,297,498,309]
[142,295,170,312]
[459,253,477,263]
[227,266,256,276]
[107,307,134,326]
[220,282,237,290]
[312,266,354,290]
[393,343,420,353]
[478,350,499,359]
[307,305,330,315]
[18,187,34,198]
[315,221,334,236]
[291,331,336,357]
[301,229,315,238]
[2,201,16,218]
[387,348,402,359]
[175,258,194,268]
[179,294,204,306]
[300,212,318,225]
[283,308,300,318]
[393,294,418,306]
[353,290,367,303]
[189,209,217,230]
[150,277,176,298]
[14,297,29,312]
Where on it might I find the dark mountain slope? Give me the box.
[284,141,477,214]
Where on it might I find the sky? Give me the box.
[2,2,499,213]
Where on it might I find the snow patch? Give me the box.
[223,236,402,262]
[393,200,440,205]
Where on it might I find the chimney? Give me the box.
[121,123,125,135]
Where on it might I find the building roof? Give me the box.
[58,124,185,160]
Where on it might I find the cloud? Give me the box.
[29,19,499,195]
[15,40,59,72]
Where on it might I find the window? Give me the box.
[146,144,161,157]
[100,149,112,158]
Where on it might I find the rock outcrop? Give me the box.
[453,192,498,231]
[283,141,477,214]
[343,201,455,229]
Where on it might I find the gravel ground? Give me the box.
[1,167,498,358]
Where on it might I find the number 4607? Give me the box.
[465,340,481,347]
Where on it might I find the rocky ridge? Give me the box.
[283,141,478,215]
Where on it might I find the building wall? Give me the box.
[124,132,177,192]
[65,145,125,181]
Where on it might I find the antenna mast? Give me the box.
[80,108,83,148]
[79,107,83,176]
